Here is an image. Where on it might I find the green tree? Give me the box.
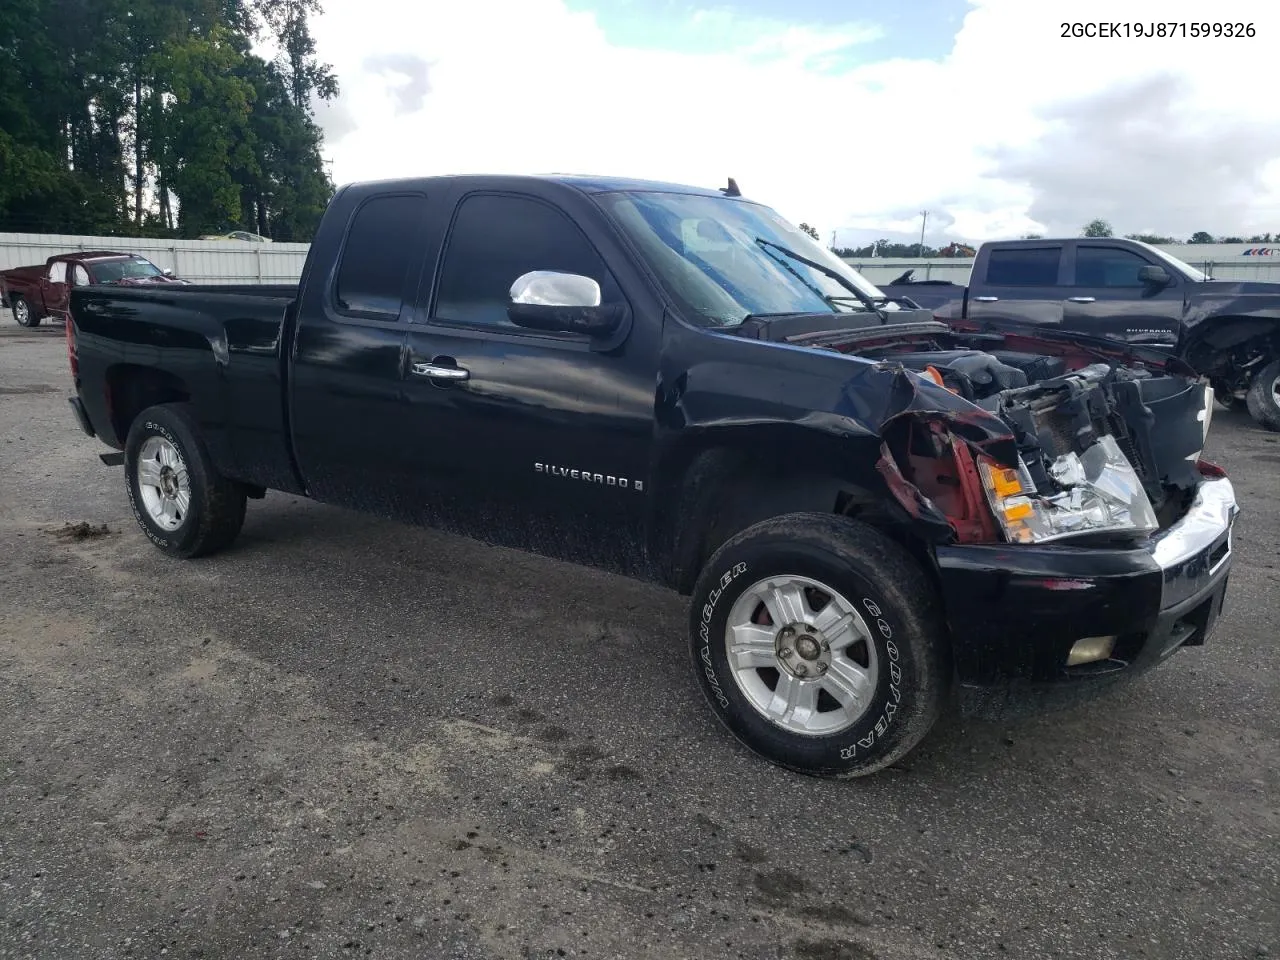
[1125,233,1176,244]
[1083,218,1113,238]
[1188,231,1215,244]
[798,223,820,241]
[0,0,337,239]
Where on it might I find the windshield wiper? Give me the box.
[754,237,889,322]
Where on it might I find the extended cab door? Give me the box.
[288,190,431,512]
[965,243,1065,329]
[1060,242,1184,345]
[400,189,660,577]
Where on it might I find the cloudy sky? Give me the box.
[309,0,1280,248]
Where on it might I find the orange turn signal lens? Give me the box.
[1003,501,1033,521]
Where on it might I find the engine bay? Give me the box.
[865,330,1213,541]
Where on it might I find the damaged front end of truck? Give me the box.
[792,319,1237,688]
[818,324,1220,552]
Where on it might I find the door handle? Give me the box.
[1067,296,1096,303]
[412,360,470,381]
[973,296,999,302]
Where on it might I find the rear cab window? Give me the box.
[983,246,1062,286]
[432,193,621,330]
[334,193,430,321]
[48,261,68,283]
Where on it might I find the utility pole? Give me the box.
[918,210,928,257]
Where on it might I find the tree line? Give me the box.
[1075,219,1279,245]
[820,218,1280,260]
[0,0,336,241]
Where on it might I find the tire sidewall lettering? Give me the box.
[699,561,747,710]
[838,598,904,762]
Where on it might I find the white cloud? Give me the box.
[311,0,1280,243]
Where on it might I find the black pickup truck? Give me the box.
[65,175,1238,779]
[879,237,1280,431]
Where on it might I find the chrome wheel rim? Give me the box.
[14,300,29,325]
[724,575,879,737]
[136,436,191,531]
[1271,375,1280,406]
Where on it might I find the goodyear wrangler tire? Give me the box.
[689,513,950,778]
[124,404,247,559]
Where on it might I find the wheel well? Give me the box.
[105,365,191,446]
[1185,316,1280,382]
[659,437,915,595]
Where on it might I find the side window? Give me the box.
[334,194,428,319]
[434,194,620,329]
[985,247,1061,286]
[71,265,90,286]
[1074,246,1151,287]
[48,261,67,284]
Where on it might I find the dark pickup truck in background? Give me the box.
[1,250,186,327]
[880,237,1280,431]
[65,175,1237,779]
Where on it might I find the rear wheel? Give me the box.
[688,513,950,778]
[1245,358,1280,432]
[125,404,247,558]
[11,295,39,327]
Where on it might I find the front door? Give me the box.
[965,243,1066,330]
[1061,242,1184,346]
[42,260,69,317]
[400,190,659,577]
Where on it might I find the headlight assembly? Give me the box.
[978,436,1158,544]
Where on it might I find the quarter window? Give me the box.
[334,194,428,319]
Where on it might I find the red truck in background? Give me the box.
[1,251,187,327]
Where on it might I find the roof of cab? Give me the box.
[339,173,736,199]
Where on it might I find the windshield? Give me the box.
[600,191,892,327]
[1131,240,1210,282]
[91,257,164,283]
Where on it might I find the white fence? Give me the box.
[0,232,311,285]
[5,231,1280,289]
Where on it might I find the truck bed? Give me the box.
[70,282,302,494]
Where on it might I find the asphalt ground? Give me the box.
[1,321,1276,960]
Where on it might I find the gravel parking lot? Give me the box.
[1,322,1277,960]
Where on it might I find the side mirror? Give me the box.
[507,271,625,336]
[1138,264,1170,287]
[162,269,175,278]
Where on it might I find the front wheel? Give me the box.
[125,404,247,558]
[688,513,950,778]
[1245,358,1280,432]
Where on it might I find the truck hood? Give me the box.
[1189,278,1280,298]
[113,275,190,286]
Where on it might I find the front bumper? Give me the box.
[935,476,1237,687]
